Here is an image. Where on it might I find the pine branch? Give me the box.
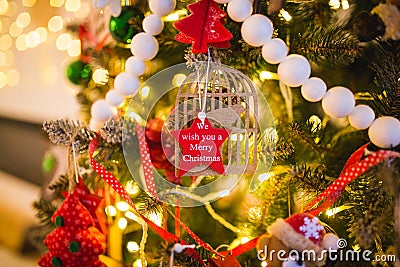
[32,199,57,228]
[43,119,95,151]
[292,25,361,66]
[288,121,327,154]
[289,163,330,192]
[48,175,70,196]
[369,40,400,119]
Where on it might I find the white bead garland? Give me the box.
[277,54,311,87]
[91,99,114,122]
[125,56,146,77]
[241,14,273,47]
[106,89,125,107]
[143,14,164,36]
[261,38,288,64]
[89,0,400,149]
[227,0,252,22]
[114,72,140,96]
[130,32,159,61]
[348,105,375,130]
[301,77,327,102]
[368,117,400,148]
[149,0,176,17]
[322,86,355,118]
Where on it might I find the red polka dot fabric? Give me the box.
[38,193,106,267]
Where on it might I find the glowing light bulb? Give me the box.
[0,0,9,15]
[116,201,130,212]
[126,241,139,253]
[16,12,31,28]
[118,218,128,230]
[48,16,63,32]
[92,68,109,85]
[140,86,150,98]
[67,39,81,57]
[22,0,36,7]
[65,0,81,12]
[56,33,71,50]
[105,205,117,216]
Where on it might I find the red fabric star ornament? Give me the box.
[171,117,230,177]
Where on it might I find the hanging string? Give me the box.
[139,223,148,267]
[198,49,212,116]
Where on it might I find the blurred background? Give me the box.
[0,0,84,265]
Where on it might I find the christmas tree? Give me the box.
[33,0,400,266]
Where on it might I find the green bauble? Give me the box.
[109,6,144,46]
[66,60,91,85]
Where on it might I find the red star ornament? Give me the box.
[171,117,231,177]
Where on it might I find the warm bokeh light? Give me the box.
[4,50,14,66]
[16,34,28,51]
[50,0,65,8]
[105,205,117,217]
[117,218,128,230]
[126,241,139,253]
[0,34,12,50]
[48,16,63,32]
[35,27,48,43]
[26,30,41,48]
[16,12,31,28]
[0,0,9,15]
[22,0,36,7]
[0,72,6,88]
[92,68,109,85]
[329,0,341,9]
[342,0,350,9]
[67,39,81,57]
[9,22,23,37]
[75,1,90,18]
[6,69,19,86]
[56,33,72,50]
[116,201,130,212]
[65,0,81,12]
[172,73,186,87]
[280,9,292,21]
[140,86,150,98]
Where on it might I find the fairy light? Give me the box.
[16,34,28,51]
[329,0,341,9]
[48,16,63,32]
[22,0,36,7]
[140,86,150,98]
[126,181,141,196]
[50,0,65,7]
[127,241,140,253]
[258,172,272,182]
[259,71,279,81]
[65,0,81,12]
[133,259,143,267]
[56,33,71,50]
[279,9,292,21]
[308,115,322,132]
[35,27,48,43]
[261,261,268,267]
[172,73,186,87]
[9,22,23,37]
[116,201,130,212]
[164,10,188,22]
[118,218,128,230]
[0,0,9,15]
[92,68,109,85]
[105,205,117,217]
[325,205,353,217]
[26,30,41,48]
[341,0,350,9]
[67,39,81,57]
[16,12,31,28]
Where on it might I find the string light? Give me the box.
[16,12,31,28]
[50,0,65,8]
[116,201,130,212]
[105,205,117,217]
[48,16,63,32]
[67,39,81,57]
[140,86,150,98]
[118,218,128,230]
[279,9,292,21]
[127,241,140,253]
[0,0,9,15]
[92,68,109,85]
[65,0,81,12]
[22,0,36,7]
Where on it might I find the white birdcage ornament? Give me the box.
[171,62,259,177]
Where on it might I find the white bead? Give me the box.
[214,0,230,3]
[149,0,176,17]
[125,56,146,76]
[105,89,124,107]
[321,233,340,250]
[91,99,114,122]
[114,72,140,96]
[241,14,273,47]
[277,54,311,87]
[89,118,103,132]
[322,86,355,118]
[301,77,327,102]
[143,14,164,35]
[368,116,400,148]
[130,32,159,61]
[227,0,252,22]
[348,105,375,130]
[261,38,288,64]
